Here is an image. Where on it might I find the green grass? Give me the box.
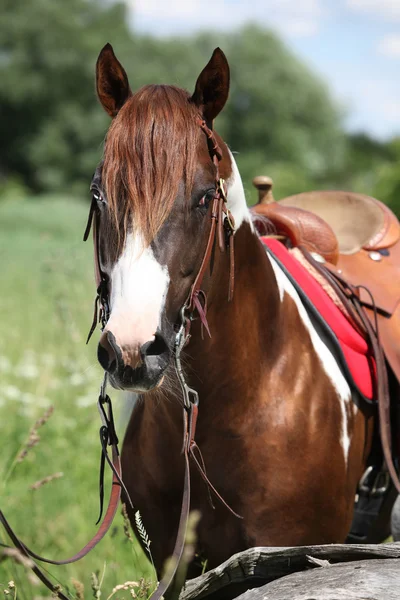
[0,196,155,599]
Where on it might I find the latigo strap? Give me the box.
[301,247,400,495]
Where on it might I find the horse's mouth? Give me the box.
[108,363,166,393]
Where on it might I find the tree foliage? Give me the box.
[0,0,130,193]
[0,0,398,209]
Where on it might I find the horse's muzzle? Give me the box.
[97,330,170,391]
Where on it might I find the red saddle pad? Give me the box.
[261,237,375,401]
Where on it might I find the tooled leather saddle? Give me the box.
[251,176,400,543]
[251,177,400,387]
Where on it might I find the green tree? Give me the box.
[118,26,348,202]
[371,137,400,215]
[0,0,132,194]
[0,5,354,201]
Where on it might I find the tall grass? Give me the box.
[0,197,154,598]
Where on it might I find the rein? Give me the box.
[146,118,240,600]
[0,376,126,599]
[0,117,238,599]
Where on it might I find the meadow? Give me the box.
[0,197,154,599]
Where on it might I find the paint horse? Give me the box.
[89,44,398,581]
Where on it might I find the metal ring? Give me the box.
[225,209,235,233]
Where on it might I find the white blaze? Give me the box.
[107,232,170,348]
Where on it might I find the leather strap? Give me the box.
[189,196,220,311]
[0,390,124,595]
[0,514,70,600]
[0,446,121,565]
[187,120,235,336]
[151,399,241,600]
[150,406,195,600]
[151,119,239,599]
[300,247,400,494]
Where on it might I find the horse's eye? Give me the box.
[198,190,215,209]
[92,191,105,208]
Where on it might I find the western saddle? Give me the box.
[251,176,400,386]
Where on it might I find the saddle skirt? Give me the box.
[261,237,375,402]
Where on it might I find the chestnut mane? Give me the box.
[102,85,201,244]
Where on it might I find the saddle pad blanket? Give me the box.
[261,237,375,401]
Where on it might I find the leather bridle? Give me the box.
[0,117,239,599]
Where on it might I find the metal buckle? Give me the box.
[174,304,199,410]
[97,374,118,446]
[218,178,227,202]
[359,466,390,497]
[224,208,235,235]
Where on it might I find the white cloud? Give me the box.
[378,34,400,58]
[347,0,400,21]
[130,0,323,38]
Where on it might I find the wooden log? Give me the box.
[180,543,400,600]
[235,558,400,599]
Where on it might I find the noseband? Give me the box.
[0,117,238,600]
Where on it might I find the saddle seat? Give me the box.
[251,190,400,264]
[279,191,400,255]
[250,179,400,385]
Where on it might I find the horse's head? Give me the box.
[89,44,249,392]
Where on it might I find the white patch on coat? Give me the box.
[268,253,352,466]
[107,232,169,349]
[226,149,254,231]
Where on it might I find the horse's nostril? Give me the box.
[141,333,169,358]
[98,343,112,371]
[98,331,118,373]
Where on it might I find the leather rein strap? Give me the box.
[149,118,239,600]
[0,379,127,599]
[189,120,235,329]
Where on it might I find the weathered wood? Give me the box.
[236,559,400,599]
[180,543,400,600]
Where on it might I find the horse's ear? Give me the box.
[96,43,132,117]
[191,48,230,123]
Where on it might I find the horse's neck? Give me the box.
[186,222,282,414]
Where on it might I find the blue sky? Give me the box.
[127,0,400,140]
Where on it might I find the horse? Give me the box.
[90,43,374,581]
